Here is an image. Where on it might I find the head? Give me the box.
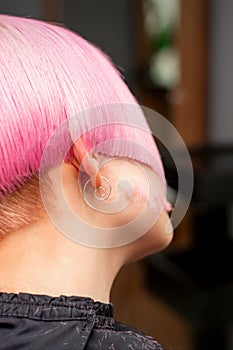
[0,15,172,265]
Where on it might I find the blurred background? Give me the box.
[0,1,232,349]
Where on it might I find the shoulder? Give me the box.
[88,322,163,350]
[113,322,163,349]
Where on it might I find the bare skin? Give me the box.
[0,151,173,303]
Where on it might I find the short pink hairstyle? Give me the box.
[0,15,169,209]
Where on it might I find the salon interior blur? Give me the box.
[1,1,232,349]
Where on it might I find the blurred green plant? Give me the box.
[143,0,180,89]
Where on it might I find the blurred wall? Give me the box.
[62,0,136,85]
[209,0,233,144]
[0,0,42,18]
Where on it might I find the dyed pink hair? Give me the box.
[0,15,169,209]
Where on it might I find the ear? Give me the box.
[72,140,102,188]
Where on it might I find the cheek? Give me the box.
[99,157,165,220]
[99,158,149,203]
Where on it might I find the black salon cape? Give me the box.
[0,293,163,349]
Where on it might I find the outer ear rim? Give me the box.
[72,141,102,188]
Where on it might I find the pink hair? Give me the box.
[0,15,170,209]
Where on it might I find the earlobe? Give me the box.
[73,141,102,188]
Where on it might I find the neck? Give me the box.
[0,219,122,303]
